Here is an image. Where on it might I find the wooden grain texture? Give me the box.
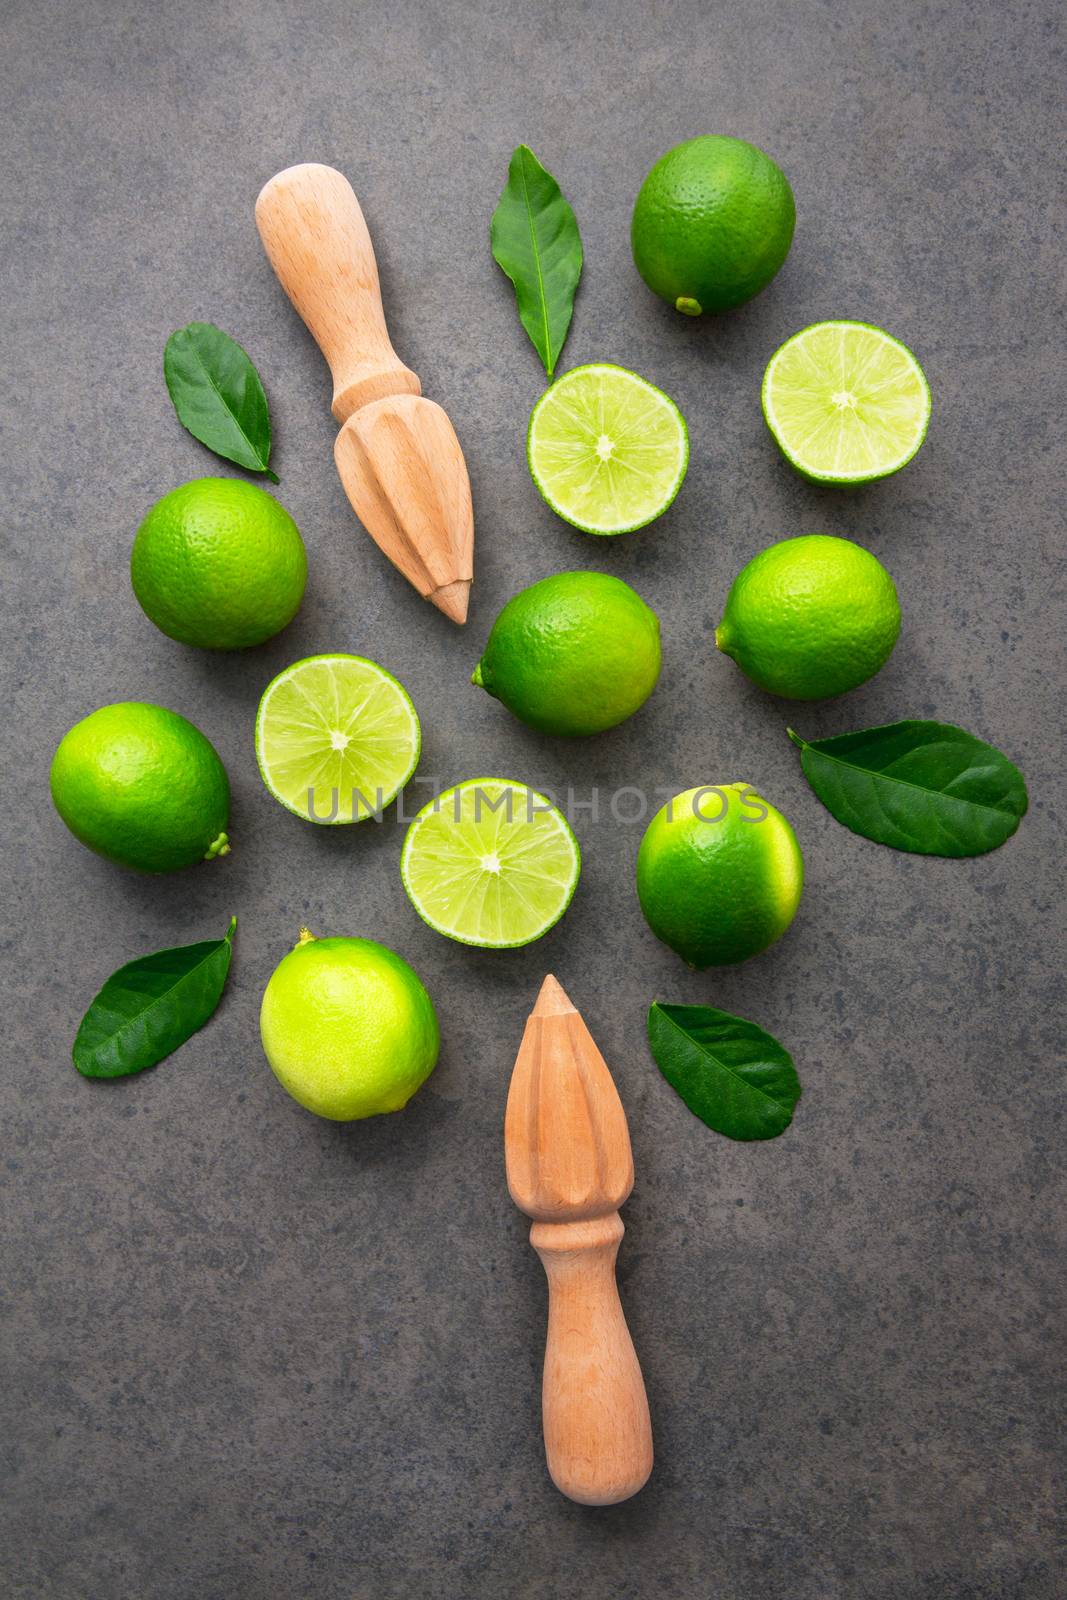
[255,163,473,623]
[334,395,473,617]
[506,976,653,1506]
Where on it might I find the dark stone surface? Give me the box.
[2,1,1064,1595]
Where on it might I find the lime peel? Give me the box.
[472,571,662,736]
[716,535,901,701]
[259,935,439,1122]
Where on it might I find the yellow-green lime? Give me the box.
[716,535,901,700]
[50,702,230,872]
[131,477,307,649]
[527,364,688,535]
[762,322,930,482]
[255,654,420,824]
[472,571,661,735]
[260,930,439,1121]
[631,136,795,316]
[401,779,580,948]
[637,784,803,967]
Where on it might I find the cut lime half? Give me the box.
[255,654,420,824]
[762,321,930,483]
[400,778,580,947]
[527,363,689,534]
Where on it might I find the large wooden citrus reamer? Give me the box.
[255,163,474,623]
[505,975,653,1505]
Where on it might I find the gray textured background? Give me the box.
[2,1,1064,1595]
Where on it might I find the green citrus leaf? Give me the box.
[73,917,236,1079]
[490,145,582,378]
[648,1002,801,1142]
[788,720,1028,857]
[164,323,277,481]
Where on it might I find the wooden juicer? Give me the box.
[505,975,653,1505]
[255,163,474,622]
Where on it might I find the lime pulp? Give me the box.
[527,363,688,534]
[255,654,420,824]
[400,779,581,947]
[761,321,930,483]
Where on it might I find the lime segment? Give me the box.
[527,363,688,534]
[762,321,930,483]
[400,779,580,947]
[255,654,420,824]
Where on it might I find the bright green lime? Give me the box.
[762,321,931,482]
[255,654,420,825]
[260,930,439,1121]
[472,571,661,736]
[637,784,803,967]
[716,535,901,700]
[401,779,580,948]
[131,477,307,649]
[527,364,688,535]
[50,702,230,873]
[631,136,795,316]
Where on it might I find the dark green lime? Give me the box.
[631,136,795,315]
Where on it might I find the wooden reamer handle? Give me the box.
[530,1213,653,1506]
[255,163,421,423]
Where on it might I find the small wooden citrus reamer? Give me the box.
[505,975,653,1505]
[255,163,474,623]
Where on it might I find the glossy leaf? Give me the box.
[164,322,277,480]
[648,1002,801,1142]
[788,720,1028,856]
[73,917,236,1079]
[490,145,582,378]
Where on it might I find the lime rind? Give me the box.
[400,778,581,948]
[761,321,931,484]
[527,363,689,535]
[255,654,420,825]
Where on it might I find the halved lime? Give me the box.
[255,654,420,824]
[762,321,930,483]
[527,363,689,534]
[400,778,581,947]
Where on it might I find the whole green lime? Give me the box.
[716,535,901,700]
[131,478,307,649]
[631,136,795,315]
[50,702,230,872]
[637,783,803,967]
[260,931,440,1121]
[472,571,661,736]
